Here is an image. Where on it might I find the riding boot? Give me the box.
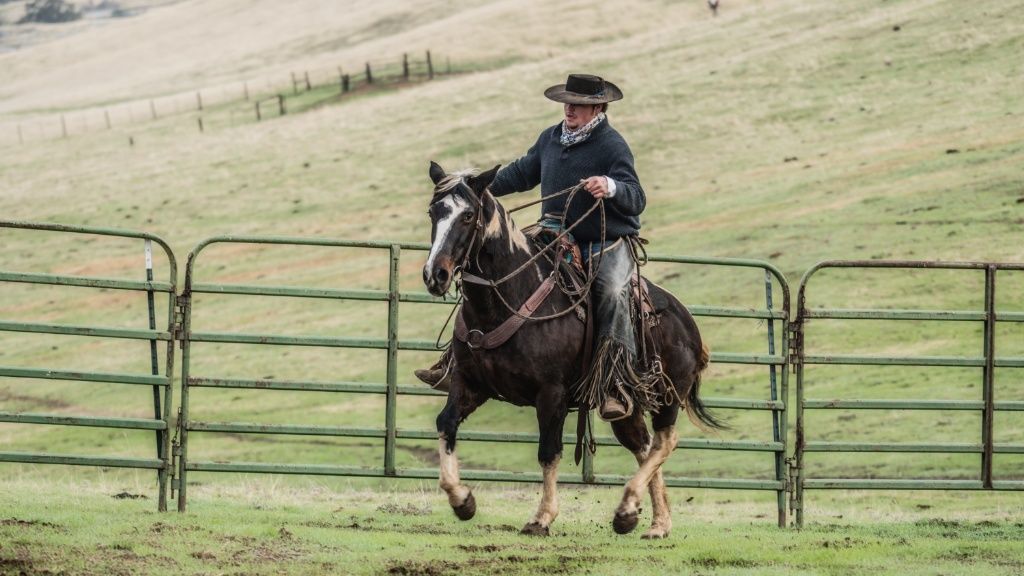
[414,349,453,393]
[599,395,632,422]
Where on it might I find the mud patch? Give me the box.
[455,544,503,553]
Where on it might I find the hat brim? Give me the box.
[543,81,623,105]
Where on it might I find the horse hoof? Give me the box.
[453,492,476,521]
[520,522,550,537]
[613,511,639,535]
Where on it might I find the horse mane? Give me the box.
[433,168,479,195]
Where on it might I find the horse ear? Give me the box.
[468,164,501,195]
[429,161,446,186]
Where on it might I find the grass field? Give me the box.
[2,0,1024,573]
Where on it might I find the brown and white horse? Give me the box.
[422,162,721,538]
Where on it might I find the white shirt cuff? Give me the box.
[605,176,617,198]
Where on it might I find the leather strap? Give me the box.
[454,275,557,350]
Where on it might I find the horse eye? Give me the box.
[462,212,475,223]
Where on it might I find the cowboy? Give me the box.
[417,73,647,422]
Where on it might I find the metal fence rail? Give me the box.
[793,261,1024,527]
[0,221,177,511]
[174,236,791,523]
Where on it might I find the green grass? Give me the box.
[2,478,1023,575]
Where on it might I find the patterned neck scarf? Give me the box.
[559,112,606,147]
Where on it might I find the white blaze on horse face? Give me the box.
[426,194,472,275]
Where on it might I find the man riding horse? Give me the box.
[417,73,651,422]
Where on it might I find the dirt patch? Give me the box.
[1,518,66,532]
[477,523,519,533]
[0,389,71,410]
[455,544,503,553]
[111,492,147,500]
[0,557,68,576]
[376,503,432,516]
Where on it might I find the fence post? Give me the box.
[384,244,400,476]
[291,72,298,94]
[197,117,204,133]
[402,53,409,80]
[255,101,262,121]
[342,74,350,93]
[304,71,311,91]
[150,100,157,120]
[278,94,286,116]
[426,50,434,80]
[982,266,996,488]
[60,115,68,138]
[365,62,373,84]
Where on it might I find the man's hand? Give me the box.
[581,176,609,199]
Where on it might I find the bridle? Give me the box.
[428,178,608,323]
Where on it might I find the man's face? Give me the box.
[563,103,601,130]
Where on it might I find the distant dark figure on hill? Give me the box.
[417,73,652,424]
[708,0,720,17]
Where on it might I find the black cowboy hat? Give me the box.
[543,73,623,105]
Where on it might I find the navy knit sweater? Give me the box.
[489,119,645,244]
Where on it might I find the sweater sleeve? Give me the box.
[605,140,646,216]
[489,130,545,197]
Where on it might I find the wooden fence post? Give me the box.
[342,74,350,93]
[197,117,204,133]
[278,94,286,116]
[304,71,311,91]
[196,92,203,111]
[366,62,373,84]
[291,72,299,94]
[403,53,409,80]
[255,101,262,121]
[426,50,434,80]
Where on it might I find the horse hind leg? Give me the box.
[612,407,680,537]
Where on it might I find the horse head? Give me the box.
[423,161,499,296]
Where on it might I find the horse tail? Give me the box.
[683,341,728,431]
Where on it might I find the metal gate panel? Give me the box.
[793,260,1024,527]
[175,236,790,523]
[0,221,177,511]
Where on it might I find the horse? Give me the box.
[422,161,721,538]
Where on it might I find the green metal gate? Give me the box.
[173,236,791,524]
[0,221,177,511]
[792,261,1024,526]
[5,218,1023,525]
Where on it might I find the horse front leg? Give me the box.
[521,386,568,536]
[436,381,486,521]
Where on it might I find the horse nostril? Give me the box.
[435,268,449,284]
